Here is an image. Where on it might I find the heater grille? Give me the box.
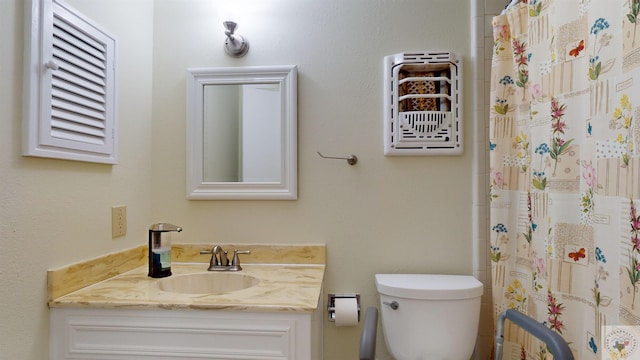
[384,52,462,156]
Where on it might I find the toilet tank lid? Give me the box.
[375,274,483,300]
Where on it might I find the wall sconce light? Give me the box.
[223,21,249,57]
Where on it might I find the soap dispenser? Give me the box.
[148,223,182,278]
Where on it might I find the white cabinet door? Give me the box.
[50,308,321,360]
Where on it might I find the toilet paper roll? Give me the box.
[334,297,359,327]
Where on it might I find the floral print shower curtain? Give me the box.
[490,1,640,359]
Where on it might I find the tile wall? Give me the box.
[472,0,504,358]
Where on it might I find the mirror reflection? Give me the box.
[203,83,282,183]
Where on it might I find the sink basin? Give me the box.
[157,272,260,294]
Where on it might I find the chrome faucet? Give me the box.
[212,245,229,267]
[200,245,250,271]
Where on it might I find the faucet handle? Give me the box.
[230,250,251,270]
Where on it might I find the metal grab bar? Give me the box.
[495,309,574,360]
[359,307,378,360]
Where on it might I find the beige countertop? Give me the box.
[48,244,325,313]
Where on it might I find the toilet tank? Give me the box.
[375,274,483,360]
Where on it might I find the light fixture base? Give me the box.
[223,21,249,58]
[224,35,250,57]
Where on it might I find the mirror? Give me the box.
[186,65,297,200]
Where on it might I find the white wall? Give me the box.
[242,84,281,182]
[150,1,473,359]
[0,1,488,359]
[0,1,155,359]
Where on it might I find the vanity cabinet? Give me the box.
[48,246,326,360]
[50,307,322,360]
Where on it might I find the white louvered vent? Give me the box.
[24,0,117,164]
[384,52,462,156]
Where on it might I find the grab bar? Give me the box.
[359,307,378,360]
[494,309,574,360]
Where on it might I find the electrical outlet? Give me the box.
[111,205,127,238]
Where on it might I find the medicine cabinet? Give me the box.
[186,65,297,200]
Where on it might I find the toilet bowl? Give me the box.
[375,274,483,360]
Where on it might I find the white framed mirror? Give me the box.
[186,65,297,200]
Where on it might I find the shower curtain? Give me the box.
[490,1,640,359]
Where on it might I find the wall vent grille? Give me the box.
[51,9,109,146]
[384,52,462,156]
[23,0,117,164]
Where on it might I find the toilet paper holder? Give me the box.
[327,293,360,322]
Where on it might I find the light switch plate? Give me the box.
[111,205,127,238]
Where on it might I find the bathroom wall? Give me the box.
[0,1,491,359]
[0,1,155,359]
[150,1,473,359]
[473,0,509,356]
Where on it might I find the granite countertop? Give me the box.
[48,244,326,313]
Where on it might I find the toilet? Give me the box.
[375,274,483,360]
